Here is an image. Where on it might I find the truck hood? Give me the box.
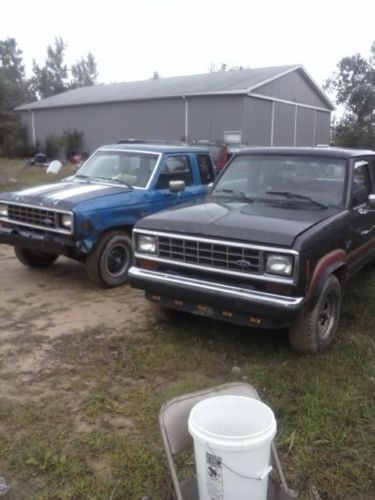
[137,200,340,247]
[0,180,133,210]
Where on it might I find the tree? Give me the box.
[70,53,98,88]
[0,37,34,156]
[32,37,69,99]
[32,39,99,98]
[209,62,248,73]
[0,37,98,157]
[325,43,375,148]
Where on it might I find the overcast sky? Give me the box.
[1,0,374,95]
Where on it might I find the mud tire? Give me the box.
[85,231,133,288]
[14,247,58,268]
[288,275,342,353]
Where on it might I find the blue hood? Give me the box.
[2,180,133,211]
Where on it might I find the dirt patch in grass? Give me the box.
[0,243,374,498]
[0,244,165,498]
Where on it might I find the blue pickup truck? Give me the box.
[0,143,215,287]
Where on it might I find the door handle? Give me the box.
[358,207,372,215]
[360,226,375,236]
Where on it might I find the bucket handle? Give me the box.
[221,463,272,481]
[207,444,272,481]
[258,466,273,481]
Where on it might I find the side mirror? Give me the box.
[368,194,375,209]
[169,180,185,192]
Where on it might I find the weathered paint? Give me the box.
[306,249,347,300]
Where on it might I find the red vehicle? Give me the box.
[190,140,248,173]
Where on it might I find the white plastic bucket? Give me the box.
[188,395,276,500]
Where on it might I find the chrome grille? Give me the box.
[158,236,261,274]
[8,204,59,230]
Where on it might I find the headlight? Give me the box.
[266,254,293,276]
[138,235,156,254]
[60,213,73,229]
[0,203,8,217]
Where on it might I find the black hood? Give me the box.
[1,180,132,210]
[137,200,339,246]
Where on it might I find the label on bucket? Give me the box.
[206,452,223,499]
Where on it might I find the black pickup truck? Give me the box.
[129,147,375,353]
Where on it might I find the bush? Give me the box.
[60,129,84,159]
[9,128,85,161]
[43,133,61,159]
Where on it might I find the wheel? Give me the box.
[14,247,58,268]
[288,275,342,353]
[85,231,133,288]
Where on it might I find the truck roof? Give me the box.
[98,143,211,154]
[236,146,375,159]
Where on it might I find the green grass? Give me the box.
[0,285,373,499]
[0,158,76,191]
[0,157,374,499]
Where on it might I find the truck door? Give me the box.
[148,154,201,214]
[348,158,375,274]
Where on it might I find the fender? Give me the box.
[305,249,347,309]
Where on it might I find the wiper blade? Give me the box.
[214,188,254,202]
[91,176,133,189]
[265,191,328,209]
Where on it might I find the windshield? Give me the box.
[75,150,159,188]
[213,155,347,208]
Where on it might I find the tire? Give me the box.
[288,275,342,353]
[14,247,58,268]
[85,230,133,288]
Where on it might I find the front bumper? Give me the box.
[0,226,77,257]
[128,266,305,327]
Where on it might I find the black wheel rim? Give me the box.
[317,290,338,340]
[105,243,129,277]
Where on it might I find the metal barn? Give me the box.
[17,65,334,154]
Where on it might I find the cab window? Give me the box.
[197,154,214,184]
[352,161,371,207]
[367,159,375,192]
[156,155,193,189]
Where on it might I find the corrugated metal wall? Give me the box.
[20,112,34,145]
[254,70,329,109]
[243,97,331,147]
[20,69,332,153]
[273,102,296,146]
[315,111,331,145]
[244,97,272,145]
[295,107,316,146]
[21,98,186,153]
[187,95,245,142]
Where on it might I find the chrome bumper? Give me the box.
[128,267,304,311]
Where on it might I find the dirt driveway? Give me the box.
[0,244,151,404]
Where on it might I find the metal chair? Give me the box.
[159,382,297,500]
